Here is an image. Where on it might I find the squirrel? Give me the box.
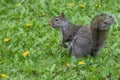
[49,13,116,58]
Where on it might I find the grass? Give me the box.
[0,0,120,80]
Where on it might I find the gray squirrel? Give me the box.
[49,13,116,58]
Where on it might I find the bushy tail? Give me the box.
[90,13,116,56]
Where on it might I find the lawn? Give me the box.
[0,0,120,80]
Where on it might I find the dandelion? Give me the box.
[95,4,101,8]
[78,61,85,65]
[66,63,71,67]
[4,38,10,43]
[67,3,75,7]
[0,74,9,78]
[41,12,46,17]
[79,3,86,8]
[22,51,30,57]
[25,23,32,27]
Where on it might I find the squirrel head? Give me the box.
[49,13,69,28]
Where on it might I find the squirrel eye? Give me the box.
[55,18,58,21]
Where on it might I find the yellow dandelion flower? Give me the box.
[95,4,101,8]
[22,51,30,57]
[25,23,32,27]
[80,3,86,8]
[67,3,75,7]
[78,61,85,65]
[66,63,71,67]
[4,38,10,43]
[1,74,9,78]
[41,12,46,17]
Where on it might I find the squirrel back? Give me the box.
[90,13,116,56]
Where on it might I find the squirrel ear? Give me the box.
[61,13,65,18]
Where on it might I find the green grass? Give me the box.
[0,0,120,80]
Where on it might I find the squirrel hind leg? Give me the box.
[71,40,85,58]
[68,41,84,58]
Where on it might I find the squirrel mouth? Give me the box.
[49,21,60,28]
[49,21,55,26]
[49,22,52,26]
[49,21,56,28]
